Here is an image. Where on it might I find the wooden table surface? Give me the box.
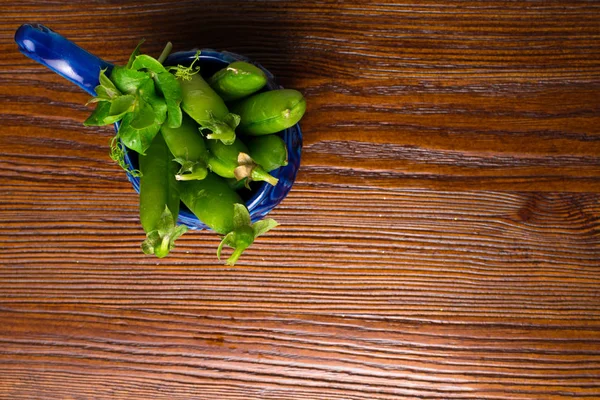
[1,1,599,399]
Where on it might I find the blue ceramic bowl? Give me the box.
[15,24,302,230]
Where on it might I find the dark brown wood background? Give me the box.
[1,1,599,399]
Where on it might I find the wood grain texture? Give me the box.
[1,184,600,399]
[3,0,600,191]
[1,0,600,399]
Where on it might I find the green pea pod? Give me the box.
[207,138,278,186]
[208,61,267,102]
[179,73,240,144]
[231,89,306,136]
[139,133,187,258]
[245,135,288,172]
[160,114,209,181]
[180,174,278,265]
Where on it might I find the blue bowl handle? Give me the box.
[15,24,113,96]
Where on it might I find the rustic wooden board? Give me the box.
[1,1,599,399]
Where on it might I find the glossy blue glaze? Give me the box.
[14,24,112,96]
[14,24,302,230]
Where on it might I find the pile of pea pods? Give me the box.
[84,48,306,265]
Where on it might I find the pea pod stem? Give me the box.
[234,152,278,186]
[174,160,207,181]
[141,206,187,258]
[216,204,278,266]
[179,176,278,265]
[220,243,248,266]
[207,138,278,186]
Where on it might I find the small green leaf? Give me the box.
[99,68,119,94]
[108,94,136,116]
[86,69,121,107]
[101,113,129,125]
[155,71,182,128]
[147,96,168,126]
[126,39,145,69]
[118,111,161,154]
[166,105,183,128]
[94,84,120,101]
[111,66,150,94]
[141,230,161,255]
[154,71,180,98]
[156,205,176,236]
[138,79,167,125]
[141,206,188,258]
[217,232,234,260]
[223,112,241,130]
[136,77,156,98]
[252,219,278,238]
[232,203,252,230]
[132,54,167,74]
[173,157,189,166]
[130,98,156,129]
[83,101,111,126]
[84,95,135,126]
[171,224,188,244]
[86,97,104,105]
